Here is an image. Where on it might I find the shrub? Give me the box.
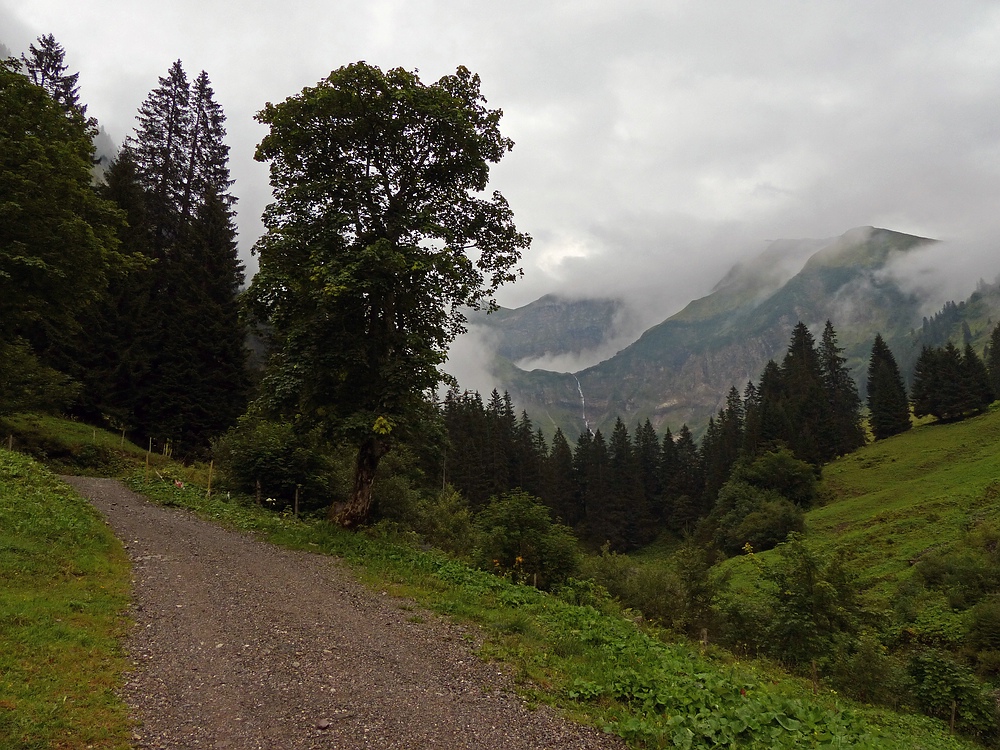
[474,490,579,589]
[212,416,341,511]
[831,633,912,708]
[733,447,818,507]
[908,649,999,740]
[762,535,864,667]
[711,479,804,555]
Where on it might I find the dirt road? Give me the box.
[66,477,624,749]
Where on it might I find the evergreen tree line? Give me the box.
[3,35,249,455]
[442,322,869,552]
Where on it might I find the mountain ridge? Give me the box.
[474,226,1000,440]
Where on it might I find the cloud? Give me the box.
[6,0,1000,343]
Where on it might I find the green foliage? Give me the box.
[1,58,133,417]
[831,633,912,708]
[908,650,999,740]
[867,332,912,440]
[474,490,579,589]
[248,62,529,526]
[711,480,804,555]
[0,450,131,748]
[212,415,340,511]
[761,536,865,667]
[125,464,977,750]
[0,340,79,416]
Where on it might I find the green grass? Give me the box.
[128,471,975,749]
[812,406,1000,595]
[0,449,131,750]
[2,412,982,748]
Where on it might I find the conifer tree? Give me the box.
[754,360,789,455]
[94,61,248,452]
[658,427,678,523]
[669,424,704,531]
[572,428,594,507]
[781,322,832,465]
[583,430,617,547]
[819,321,865,456]
[607,418,650,549]
[962,343,993,414]
[634,419,662,520]
[544,428,580,525]
[986,322,1000,400]
[866,333,911,440]
[20,34,85,116]
[910,345,942,420]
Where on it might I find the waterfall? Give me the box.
[572,374,591,434]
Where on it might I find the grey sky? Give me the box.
[4,1,1000,325]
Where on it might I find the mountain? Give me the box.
[487,227,1000,440]
[467,294,627,364]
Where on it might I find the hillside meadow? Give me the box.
[1,414,985,748]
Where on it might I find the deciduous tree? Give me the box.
[248,63,530,527]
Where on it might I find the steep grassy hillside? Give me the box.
[810,406,1000,594]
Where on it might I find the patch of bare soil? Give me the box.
[65,477,625,749]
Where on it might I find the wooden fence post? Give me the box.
[206,460,214,498]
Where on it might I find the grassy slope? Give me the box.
[810,406,1000,596]
[0,448,131,750]
[0,413,979,749]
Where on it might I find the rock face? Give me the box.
[467,295,630,363]
[488,227,974,440]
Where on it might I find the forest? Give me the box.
[5,34,1000,746]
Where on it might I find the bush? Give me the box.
[732,447,818,507]
[212,416,342,511]
[474,490,579,589]
[908,649,999,740]
[831,633,912,708]
[710,480,804,555]
[762,535,864,667]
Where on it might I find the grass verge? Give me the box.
[129,471,975,749]
[0,449,131,750]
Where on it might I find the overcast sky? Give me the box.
[4,1,1000,325]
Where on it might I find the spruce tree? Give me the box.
[669,424,704,531]
[20,34,85,116]
[866,333,911,440]
[544,428,580,526]
[986,322,1000,399]
[583,430,617,548]
[658,427,678,524]
[819,321,865,456]
[634,419,662,520]
[911,345,942,420]
[781,322,832,465]
[607,418,650,549]
[96,61,247,453]
[962,343,993,414]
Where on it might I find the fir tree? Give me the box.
[669,424,704,531]
[986,322,1000,401]
[962,343,993,414]
[544,427,580,526]
[780,322,832,465]
[95,62,247,453]
[583,430,617,548]
[634,419,662,520]
[819,321,865,456]
[20,34,85,116]
[866,333,911,440]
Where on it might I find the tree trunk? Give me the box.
[330,437,389,528]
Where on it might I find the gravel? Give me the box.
[65,477,627,750]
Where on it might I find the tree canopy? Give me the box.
[0,58,128,414]
[247,62,530,527]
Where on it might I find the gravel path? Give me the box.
[66,477,626,750]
